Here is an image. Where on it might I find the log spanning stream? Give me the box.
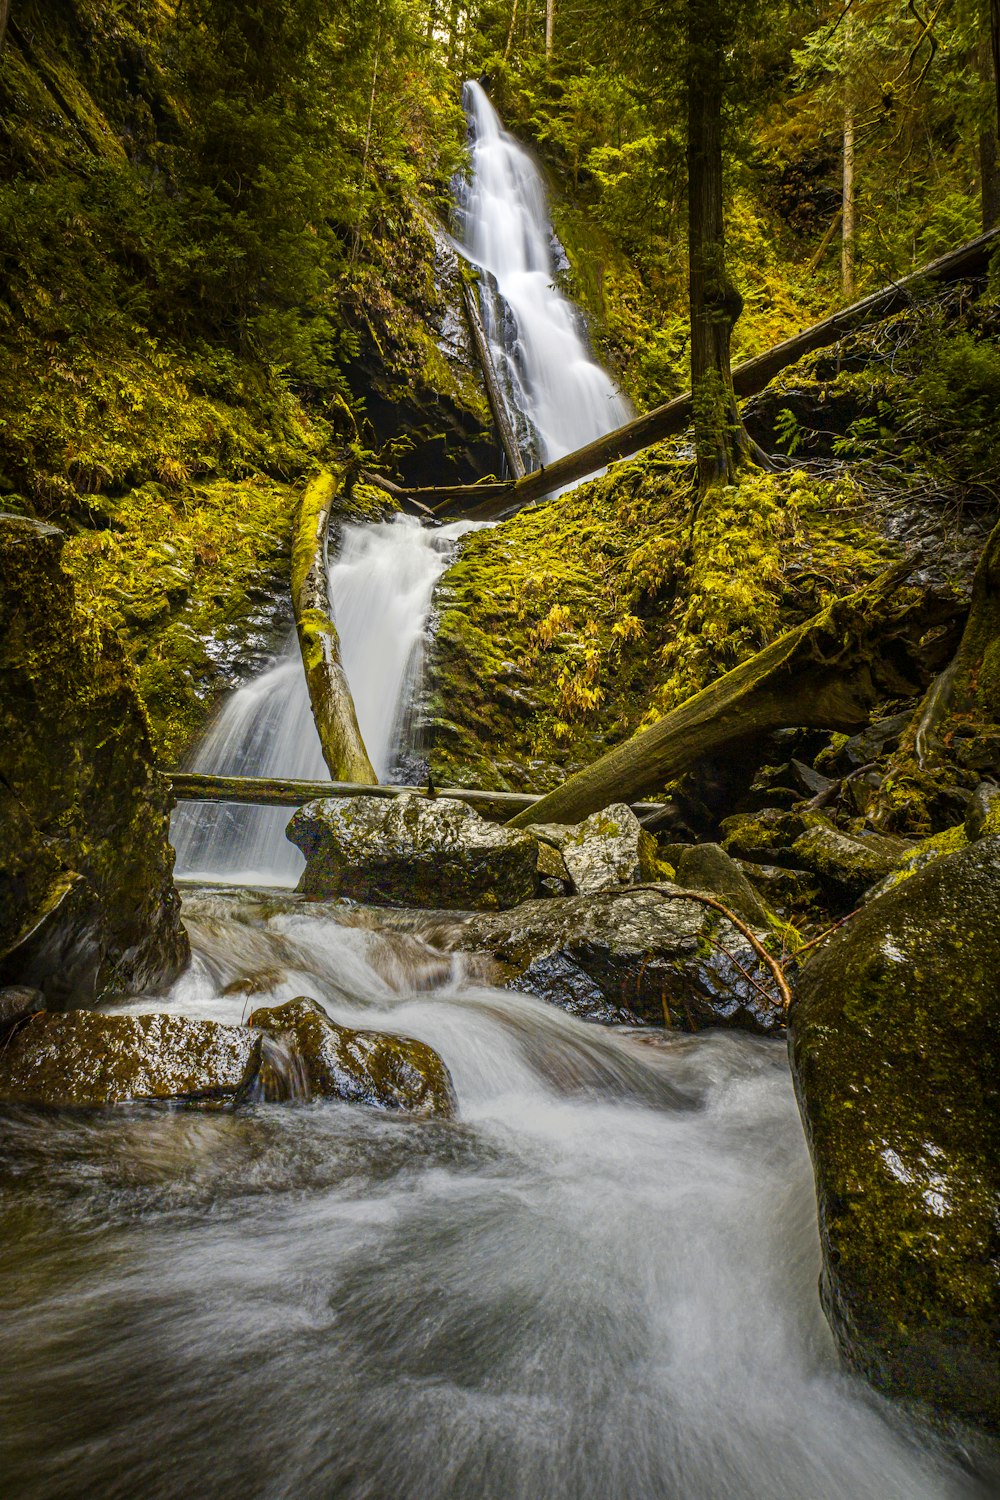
[1,89,992,1500]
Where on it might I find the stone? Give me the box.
[535,839,571,888]
[790,837,1000,1433]
[790,824,911,906]
[0,985,44,1036]
[0,516,188,1006]
[0,1011,261,1109]
[288,792,538,910]
[736,861,820,912]
[528,804,661,895]
[864,823,968,903]
[841,712,911,767]
[719,808,809,867]
[249,997,456,1118]
[964,780,1000,841]
[674,843,773,928]
[455,888,785,1033]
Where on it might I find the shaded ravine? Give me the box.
[0,887,994,1500]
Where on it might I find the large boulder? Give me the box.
[0,516,188,1006]
[674,842,772,928]
[0,1011,261,1108]
[527,804,661,895]
[455,888,785,1032]
[790,823,911,907]
[250,997,456,1117]
[790,837,1000,1433]
[287,792,537,910]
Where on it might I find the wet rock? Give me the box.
[528,804,660,895]
[964,780,1000,841]
[791,824,911,906]
[737,861,820,912]
[456,889,785,1033]
[0,516,188,1006]
[790,837,1000,1433]
[842,712,911,768]
[0,985,44,1036]
[674,843,773,928]
[288,793,537,910]
[0,1011,261,1109]
[865,824,968,902]
[535,839,572,889]
[719,808,808,866]
[250,997,456,1118]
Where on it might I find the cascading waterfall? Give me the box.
[170,517,478,885]
[455,80,631,471]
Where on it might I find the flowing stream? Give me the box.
[0,889,994,1499]
[5,90,995,1500]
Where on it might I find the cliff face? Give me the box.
[0,514,189,1005]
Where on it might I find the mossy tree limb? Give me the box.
[292,471,377,785]
[508,566,915,828]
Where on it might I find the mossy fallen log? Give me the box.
[169,772,666,824]
[366,227,1000,522]
[507,565,917,828]
[292,471,377,785]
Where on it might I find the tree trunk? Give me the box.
[169,772,665,823]
[841,7,856,298]
[507,566,915,828]
[545,0,555,60]
[0,0,10,57]
[686,0,746,490]
[982,10,1000,229]
[291,471,377,785]
[503,0,520,62]
[461,281,527,478]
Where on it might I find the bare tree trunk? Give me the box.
[842,8,856,300]
[0,0,10,57]
[686,0,746,491]
[545,0,555,60]
[503,0,520,62]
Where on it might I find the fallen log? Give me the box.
[292,471,377,785]
[460,280,526,480]
[367,227,1000,523]
[507,564,918,828]
[169,772,667,824]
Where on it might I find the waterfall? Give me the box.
[455,79,631,471]
[170,518,478,885]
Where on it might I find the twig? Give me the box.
[588,883,792,1013]
[793,907,862,960]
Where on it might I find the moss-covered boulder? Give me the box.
[790,824,911,907]
[528,804,661,895]
[455,889,785,1031]
[719,808,809,866]
[674,843,773,927]
[288,792,538,910]
[790,837,1000,1432]
[250,997,456,1118]
[0,516,189,1005]
[0,1011,261,1108]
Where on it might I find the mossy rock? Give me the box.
[0,516,188,1004]
[675,843,773,928]
[790,837,1000,1432]
[528,804,661,895]
[790,824,912,907]
[455,889,785,1033]
[250,997,456,1119]
[287,793,538,911]
[719,808,810,866]
[0,1011,262,1109]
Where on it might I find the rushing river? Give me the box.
[0,887,994,1499]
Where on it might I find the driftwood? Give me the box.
[507,565,916,828]
[460,280,526,479]
[169,772,666,824]
[364,227,1000,523]
[291,472,377,785]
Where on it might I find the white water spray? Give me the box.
[455,80,631,469]
[170,518,478,885]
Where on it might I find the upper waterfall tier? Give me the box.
[455,80,630,471]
